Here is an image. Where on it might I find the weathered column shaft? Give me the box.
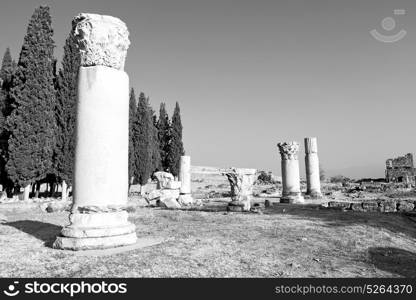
[304,137,322,197]
[73,66,129,208]
[278,142,304,203]
[54,13,137,250]
[179,155,191,194]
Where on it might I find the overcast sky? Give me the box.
[0,0,415,178]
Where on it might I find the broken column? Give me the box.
[53,13,137,250]
[304,137,322,198]
[277,142,304,203]
[178,155,194,205]
[222,168,257,212]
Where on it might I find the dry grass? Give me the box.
[0,199,415,277]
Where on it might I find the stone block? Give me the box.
[69,211,129,228]
[61,223,136,238]
[46,201,71,213]
[362,201,379,212]
[147,189,162,201]
[154,171,175,189]
[379,201,396,213]
[327,201,351,210]
[351,202,365,212]
[160,189,180,200]
[178,194,194,206]
[53,232,137,251]
[158,197,181,209]
[397,200,415,212]
[165,181,182,190]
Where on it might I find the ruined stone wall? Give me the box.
[385,153,415,184]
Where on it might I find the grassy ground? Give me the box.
[0,199,415,277]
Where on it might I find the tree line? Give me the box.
[0,6,185,200]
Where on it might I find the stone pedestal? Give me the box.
[53,13,136,250]
[222,168,256,211]
[304,137,322,198]
[278,142,304,203]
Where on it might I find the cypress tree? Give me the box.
[6,6,57,199]
[0,48,15,129]
[0,48,13,84]
[0,48,15,194]
[149,104,161,173]
[157,102,170,171]
[54,33,79,200]
[133,92,153,185]
[167,102,184,177]
[128,88,137,185]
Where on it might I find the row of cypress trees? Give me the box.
[128,89,185,187]
[0,6,185,200]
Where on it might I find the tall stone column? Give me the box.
[222,168,257,211]
[178,155,194,205]
[304,137,322,198]
[277,142,304,203]
[54,13,137,250]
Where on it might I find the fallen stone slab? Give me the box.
[160,189,180,200]
[69,237,169,257]
[158,197,181,209]
[44,201,72,213]
[165,181,181,190]
[178,194,194,206]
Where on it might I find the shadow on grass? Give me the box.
[5,220,62,248]
[369,247,416,277]
[263,204,416,239]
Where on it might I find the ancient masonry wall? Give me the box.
[385,153,415,184]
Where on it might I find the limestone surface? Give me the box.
[158,197,181,209]
[222,168,256,211]
[72,13,130,70]
[179,156,192,194]
[277,141,300,160]
[154,171,175,189]
[304,137,322,198]
[178,194,194,206]
[222,168,257,200]
[278,141,304,203]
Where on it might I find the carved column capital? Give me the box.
[72,13,130,70]
[278,141,300,160]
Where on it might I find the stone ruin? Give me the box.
[276,137,323,203]
[222,168,257,212]
[145,156,195,208]
[277,141,304,203]
[385,153,415,186]
[53,13,136,250]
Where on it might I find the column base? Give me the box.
[306,191,323,199]
[53,232,137,251]
[280,193,305,204]
[53,211,137,251]
[178,194,194,206]
[227,199,251,212]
